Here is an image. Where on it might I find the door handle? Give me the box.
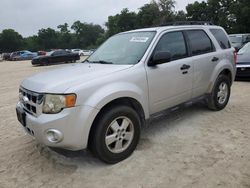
[212,57,219,62]
[180,64,191,70]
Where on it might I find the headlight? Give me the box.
[42,94,76,114]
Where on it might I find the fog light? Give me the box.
[46,129,63,143]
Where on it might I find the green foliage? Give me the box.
[106,8,138,37]
[137,1,161,27]
[0,29,24,52]
[71,21,104,48]
[185,0,248,33]
[186,1,209,21]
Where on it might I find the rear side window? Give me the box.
[210,29,231,49]
[154,31,188,60]
[186,30,213,56]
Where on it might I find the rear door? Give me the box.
[51,51,63,63]
[184,29,218,98]
[146,31,193,114]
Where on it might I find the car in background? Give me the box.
[229,34,250,51]
[236,42,250,77]
[10,51,37,61]
[71,49,84,56]
[31,49,80,66]
[37,51,47,56]
[2,53,11,60]
[82,50,94,56]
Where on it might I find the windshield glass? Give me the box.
[238,42,250,54]
[229,36,242,43]
[87,31,156,65]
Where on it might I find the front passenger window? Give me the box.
[154,32,187,61]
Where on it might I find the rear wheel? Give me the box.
[42,60,49,66]
[207,74,231,111]
[89,105,141,164]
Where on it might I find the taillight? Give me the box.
[233,51,237,64]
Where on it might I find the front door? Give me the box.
[146,31,193,114]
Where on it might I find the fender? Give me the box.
[84,82,150,119]
[207,58,236,93]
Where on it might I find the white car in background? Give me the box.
[82,50,94,56]
[71,49,94,56]
[71,49,84,56]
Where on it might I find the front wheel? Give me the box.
[207,74,231,111]
[89,105,141,164]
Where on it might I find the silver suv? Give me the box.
[16,24,236,163]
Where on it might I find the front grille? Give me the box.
[19,87,44,116]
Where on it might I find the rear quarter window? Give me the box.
[186,30,214,56]
[210,29,231,49]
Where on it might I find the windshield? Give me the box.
[238,42,250,54]
[229,36,242,43]
[87,31,156,65]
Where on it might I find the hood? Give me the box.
[21,63,133,93]
[237,53,250,64]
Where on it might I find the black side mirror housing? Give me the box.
[148,51,171,66]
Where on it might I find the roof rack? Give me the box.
[161,21,214,26]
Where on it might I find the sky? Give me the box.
[0,0,202,37]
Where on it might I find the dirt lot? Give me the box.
[0,60,250,188]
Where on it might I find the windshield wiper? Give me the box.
[90,60,114,64]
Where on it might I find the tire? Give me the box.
[89,105,141,164]
[43,60,49,66]
[207,74,231,111]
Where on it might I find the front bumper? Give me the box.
[16,102,99,150]
[236,64,250,77]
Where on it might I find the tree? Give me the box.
[186,1,209,21]
[71,21,104,48]
[173,10,187,21]
[36,28,59,50]
[0,29,24,52]
[231,0,250,33]
[137,1,161,27]
[106,8,137,36]
[57,23,70,34]
[157,0,176,24]
[57,23,73,49]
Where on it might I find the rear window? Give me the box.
[186,30,214,56]
[210,29,231,49]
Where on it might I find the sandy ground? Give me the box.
[0,59,250,188]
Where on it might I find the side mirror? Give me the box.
[148,51,171,66]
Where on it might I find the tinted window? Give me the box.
[53,50,65,55]
[52,51,60,56]
[186,30,213,55]
[59,50,67,55]
[210,29,231,49]
[154,31,187,60]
